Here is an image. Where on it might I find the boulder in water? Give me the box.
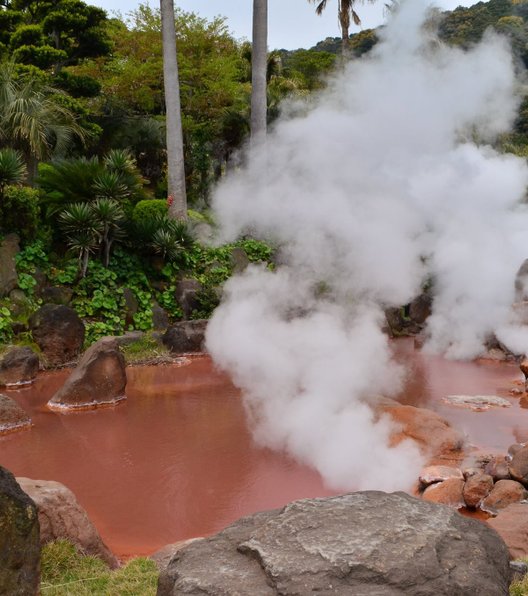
[48,336,126,410]
[0,346,39,387]
[0,393,31,434]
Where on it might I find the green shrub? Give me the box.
[0,185,40,241]
[132,199,167,223]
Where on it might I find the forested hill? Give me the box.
[281,0,528,60]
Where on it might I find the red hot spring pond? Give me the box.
[1,338,526,558]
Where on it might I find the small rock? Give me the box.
[510,560,528,580]
[487,502,528,558]
[175,278,202,319]
[0,394,31,434]
[230,247,250,274]
[0,346,39,386]
[419,465,463,487]
[462,467,481,479]
[463,474,494,509]
[481,479,528,513]
[121,287,138,326]
[48,337,126,410]
[485,456,511,481]
[422,478,465,508]
[408,293,432,325]
[114,330,145,347]
[40,286,73,305]
[443,394,511,411]
[152,302,169,330]
[510,446,528,486]
[508,444,525,459]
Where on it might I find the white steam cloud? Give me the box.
[206,0,528,491]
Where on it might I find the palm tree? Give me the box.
[0,62,88,182]
[308,0,373,55]
[160,0,187,220]
[251,0,268,146]
[91,198,126,267]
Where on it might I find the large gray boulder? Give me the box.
[0,346,39,387]
[157,491,511,596]
[0,467,40,596]
[17,477,118,568]
[29,304,85,366]
[48,336,126,410]
[0,234,19,298]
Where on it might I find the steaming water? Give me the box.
[207,0,528,491]
[0,348,524,557]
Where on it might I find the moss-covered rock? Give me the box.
[0,466,40,595]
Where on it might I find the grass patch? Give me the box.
[41,540,158,595]
[121,334,169,364]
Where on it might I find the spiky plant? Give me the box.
[93,171,130,202]
[59,202,102,277]
[0,148,27,195]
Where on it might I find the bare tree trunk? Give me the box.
[161,0,187,220]
[251,0,268,148]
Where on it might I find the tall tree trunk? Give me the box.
[251,0,268,147]
[160,0,187,220]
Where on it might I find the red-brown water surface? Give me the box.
[1,339,527,558]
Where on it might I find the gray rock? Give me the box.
[408,292,432,325]
[0,467,40,596]
[122,288,138,326]
[0,394,31,434]
[230,247,250,274]
[29,304,85,366]
[48,336,126,410]
[152,302,169,330]
[515,259,528,302]
[162,320,207,353]
[114,330,145,347]
[157,491,511,596]
[40,286,73,305]
[175,278,202,319]
[0,234,19,298]
[0,346,39,386]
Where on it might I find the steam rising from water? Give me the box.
[206,0,528,491]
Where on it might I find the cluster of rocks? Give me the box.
[418,444,528,558]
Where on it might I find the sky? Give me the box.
[90,0,479,50]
